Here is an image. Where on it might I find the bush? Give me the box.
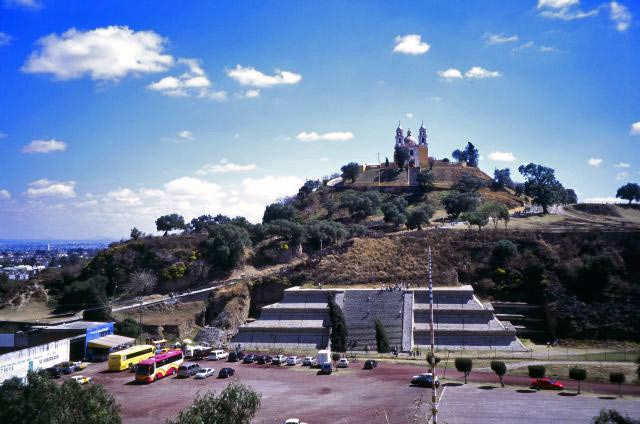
[528,365,546,380]
[442,192,479,219]
[262,203,296,224]
[493,240,518,261]
[374,319,390,353]
[569,367,587,394]
[610,372,626,397]
[490,361,507,387]
[202,224,251,271]
[455,358,473,383]
[305,220,347,250]
[592,409,640,424]
[115,318,141,339]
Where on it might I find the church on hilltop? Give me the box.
[394,121,429,168]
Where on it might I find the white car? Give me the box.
[283,419,308,424]
[194,368,215,379]
[302,356,317,366]
[207,350,229,361]
[70,375,92,385]
[286,356,300,366]
[337,358,349,368]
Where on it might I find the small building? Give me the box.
[86,334,134,362]
[0,338,70,384]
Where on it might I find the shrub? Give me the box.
[455,358,473,384]
[115,318,141,339]
[610,372,626,397]
[202,224,251,271]
[528,365,546,380]
[374,319,390,353]
[490,361,507,387]
[569,368,587,394]
[493,240,518,261]
[331,352,341,365]
[592,409,640,424]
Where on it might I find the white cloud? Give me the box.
[465,66,502,79]
[537,0,599,20]
[630,121,640,135]
[177,130,194,141]
[405,113,414,119]
[539,45,558,53]
[614,162,631,168]
[0,32,12,46]
[25,179,76,198]
[537,0,579,8]
[392,34,431,55]
[147,58,226,100]
[610,2,632,31]
[295,131,354,142]
[512,41,535,54]
[238,89,261,99]
[588,157,603,166]
[484,33,519,45]
[23,26,174,81]
[22,138,67,153]
[226,65,302,88]
[488,152,516,162]
[195,160,257,175]
[438,68,463,81]
[3,0,41,9]
[0,189,10,200]
[616,171,631,180]
[584,196,622,203]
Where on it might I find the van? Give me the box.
[177,363,200,378]
[207,350,229,361]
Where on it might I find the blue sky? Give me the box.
[0,0,638,239]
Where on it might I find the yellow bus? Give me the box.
[108,345,156,371]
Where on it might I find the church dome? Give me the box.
[404,130,417,145]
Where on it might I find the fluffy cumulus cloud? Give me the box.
[22,138,67,153]
[614,162,631,168]
[484,32,518,45]
[226,65,302,88]
[22,26,173,81]
[588,157,603,166]
[25,179,76,198]
[537,0,598,21]
[631,121,640,135]
[0,189,10,200]
[465,66,502,79]
[177,130,194,141]
[237,89,260,99]
[0,32,12,46]
[195,159,257,175]
[147,58,226,100]
[3,0,41,9]
[295,131,354,142]
[438,68,463,81]
[610,2,632,31]
[488,152,516,162]
[392,34,430,55]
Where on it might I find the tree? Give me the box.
[305,220,347,250]
[374,319,390,353]
[592,409,640,424]
[385,157,390,167]
[331,352,341,366]
[0,371,121,424]
[455,358,473,384]
[457,175,486,192]
[202,224,251,270]
[493,168,513,190]
[168,382,261,424]
[514,183,525,197]
[610,372,626,397]
[490,360,507,387]
[442,192,480,219]
[265,219,304,245]
[569,367,587,394]
[340,191,380,221]
[616,183,640,205]
[394,146,410,168]
[452,142,479,167]
[636,355,640,381]
[461,210,489,231]
[493,240,518,261]
[528,365,546,386]
[328,294,348,352]
[115,318,141,339]
[565,188,578,204]
[127,269,157,295]
[381,200,408,229]
[297,179,321,199]
[341,162,361,183]
[130,227,142,240]
[406,205,435,231]
[478,201,510,229]
[188,214,216,233]
[415,170,435,194]
[262,203,296,223]
[518,163,566,214]
[452,149,466,163]
[155,214,186,236]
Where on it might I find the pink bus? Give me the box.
[135,350,184,383]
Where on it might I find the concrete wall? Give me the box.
[0,338,70,383]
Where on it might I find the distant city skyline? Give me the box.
[0,0,638,239]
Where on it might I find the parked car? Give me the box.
[72,361,87,371]
[337,358,349,368]
[302,356,317,367]
[319,362,333,375]
[177,363,201,378]
[364,359,378,370]
[228,351,245,362]
[194,368,215,379]
[272,354,287,365]
[283,419,308,424]
[58,362,78,375]
[218,367,236,378]
[286,356,301,366]
[69,375,92,385]
[531,378,564,390]
[207,350,229,361]
[45,366,62,378]
[256,355,272,364]
[243,353,256,363]
[411,373,440,388]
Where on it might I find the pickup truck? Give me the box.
[272,354,287,365]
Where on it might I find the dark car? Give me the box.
[256,355,272,364]
[319,362,333,375]
[411,373,440,388]
[228,351,245,362]
[45,366,62,378]
[242,353,256,363]
[58,362,77,375]
[218,367,236,378]
[364,359,378,370]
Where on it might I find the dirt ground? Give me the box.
[75,357,640,424]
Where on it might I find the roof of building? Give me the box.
[87,334,135,349]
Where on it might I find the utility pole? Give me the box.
[428,246,438,424]
[137,297,144,344]
[377,152,381,186]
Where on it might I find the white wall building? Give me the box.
[0,338,70,383]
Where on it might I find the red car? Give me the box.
[531,378,564,390]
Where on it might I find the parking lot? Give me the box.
[76,359,640,424]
